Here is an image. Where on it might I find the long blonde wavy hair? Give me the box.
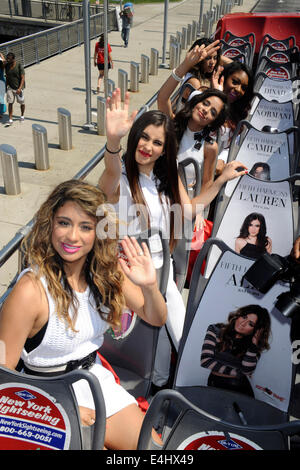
[21,180,125,330]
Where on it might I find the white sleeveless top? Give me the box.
[177,127,204,188]
[18,269,109,368]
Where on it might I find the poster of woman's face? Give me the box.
[235,127,290,182]
[175,249,293,413]
[249,162,271,181]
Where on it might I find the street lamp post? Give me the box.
[103,0,109,98]
[198,0,204,36]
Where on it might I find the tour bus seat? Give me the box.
[257,33,296,63]
[172,158,201,292]
[253,72,298,107]
[222,30,256,65]
[137,238,300,450]
[220,39,253,67]
[255,57,297,81]
[225,120,299,179]
[137,388,300,450]
[174,82,198,115]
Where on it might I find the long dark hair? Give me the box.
[238,212,269,251]
[220,61,253,125]
[173,88,228,143]
[218,304,271,354]
[123,110,181,251]
[188,37,221,79]
[249,162,271,181]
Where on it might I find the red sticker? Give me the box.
[270,42,288,51]
[269,53,289,64]
[266,67,290,80]
[228,39,246,47]
[223,48,242,58]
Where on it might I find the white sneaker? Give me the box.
[20,116,24,122]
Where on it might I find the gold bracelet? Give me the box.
[105,143,122,154]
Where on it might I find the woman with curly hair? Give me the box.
[219,61,254,125]
[212,61,254,170]
[0,179,167,449]
[201,304,271,397]
[235,212,272,260]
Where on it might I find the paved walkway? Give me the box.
[0,0,256,294]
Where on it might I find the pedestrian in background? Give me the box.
[0,52,7,120]
[4,52,25,125]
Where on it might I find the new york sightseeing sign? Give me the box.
[0,383,71,450]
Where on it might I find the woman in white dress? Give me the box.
[0,179,167,449]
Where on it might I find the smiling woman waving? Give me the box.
[0,180,167,450]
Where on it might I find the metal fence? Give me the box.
[0,0,103,22]
[0,8,117,67]
[0,0,239,305]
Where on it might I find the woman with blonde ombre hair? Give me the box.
[0,179,166,449]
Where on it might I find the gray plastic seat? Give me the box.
[255,56,297,81]
[137,388,300,450]
[225,120,299,183]
[171,158,201,293]
[257,34,296,64]
[137,239,300,450]
[222,30,256,66]
[220,39,252,66]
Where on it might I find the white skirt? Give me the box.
[72,355,137,418]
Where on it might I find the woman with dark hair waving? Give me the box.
[0,180,166,449]
[98,88,247,388]
[235,212,272,259]
[201,304,271,397]
[178,37,222,104]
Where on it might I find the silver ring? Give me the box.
[138,251,143,256]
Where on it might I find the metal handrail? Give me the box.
[0,0,102,21]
